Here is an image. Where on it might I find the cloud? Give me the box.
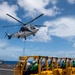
[25,49,75,58]
[0,46,23,61]
[67,0,75,4]
[0,2,20,23]
[17,0,60,17]
[50,0,57,5]
[52,50,75,57]
[0,39,23,60]
[0,39,75,60]
[0,42,7,48]
[44,16,75,39]
[73,43,75,48]
[0,39,8,48]
[27,16,75,42]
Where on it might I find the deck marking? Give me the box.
[0,68,13,71]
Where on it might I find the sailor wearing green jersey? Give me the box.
[72,60,75,67]
[30,61,38,74]
[49,61,52,69]
[49,61,55,69]
[61,61,66,69]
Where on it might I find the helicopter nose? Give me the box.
[37,29,39,31]
[36,29,39,32]
[34,29,39,33]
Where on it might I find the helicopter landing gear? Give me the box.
[33,34,35,36]
[18,36,20,39]
[24,37,26,40]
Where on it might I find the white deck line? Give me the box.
[0,68,13,71]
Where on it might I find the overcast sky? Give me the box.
[0,0,75,61]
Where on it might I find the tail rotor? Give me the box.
[5,31,11,39]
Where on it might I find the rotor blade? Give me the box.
[33,25,46,27]
[1,24,46,28]
[24,14,44,25]
[6,14,24,24]
[1,25,21,28]
[29,24,46,27]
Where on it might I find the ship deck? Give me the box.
[0,64,16,75]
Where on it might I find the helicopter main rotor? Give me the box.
[6,13,44,26]
[0,13,46,33]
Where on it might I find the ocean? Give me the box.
[4,61,18,64]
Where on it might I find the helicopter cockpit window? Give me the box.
[30,26,36,30]
[20,27,29,31]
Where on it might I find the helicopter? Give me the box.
[4,13,45,40]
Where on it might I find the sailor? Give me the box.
[72,60,75,67]
[61,60,66,69]
[49,61,56,69]
[23,62,32,75]
[42,63,46,71]
[26,62,32,69]
[49,61,52,69]
[30,60,38,74]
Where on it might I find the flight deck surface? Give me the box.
[0,64,15,75]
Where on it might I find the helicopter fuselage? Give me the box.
[9,28,39,39]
